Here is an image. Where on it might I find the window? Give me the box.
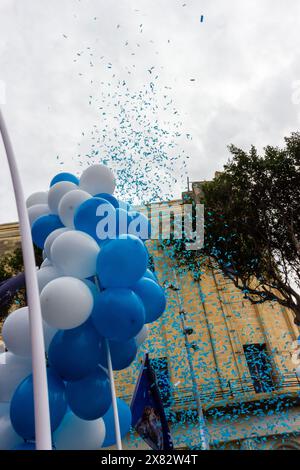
[243,343,274,393]
[150,357,172,407]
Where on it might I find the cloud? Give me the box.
[0,0,299,223]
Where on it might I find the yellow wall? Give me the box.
[115,232,299,409]
[0,223,20,257]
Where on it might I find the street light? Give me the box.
[165,269,210,451]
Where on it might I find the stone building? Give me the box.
[0,223,20,257]
[117,182,300,450]
[0,184,300,450]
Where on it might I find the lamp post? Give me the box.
[166,269,210,451]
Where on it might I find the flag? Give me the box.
[0,272,25,308]
[131,353,174,450]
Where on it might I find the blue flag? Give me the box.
[131,353,174,450]
[0,272,25,308]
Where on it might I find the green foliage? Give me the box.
[161,132,300,323]
[201,133,300,323]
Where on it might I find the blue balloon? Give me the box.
[102,399,132,447]
[48,321,101,381]
[115,208,130,237]
[94,195,131,212]
[98,338,137,371]
[143,269,157,282]
[31,214,64,249]
[92,288,145,341]
[10,369,67,440]
[133,278,166,323]
[74,197,115,243]
[128,210,151,241]
[50,172,79,187]
[118,200,131,212]
[94,193,119,209]
[97,234,148,288]
[66,368,111,420]
[12,442,36,450]
[12,442,55,450]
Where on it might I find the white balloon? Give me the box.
[26,191,48,208]
[37,266,62,292]
[40,277,94,330]
[53,411,105,450]
[0,352,32,402]
[40,258,52,268]
[2,307,57,356]
[58,189,91,228]
[135,324,149,347]
[28,204,50,227]
[44,227,70,260]
[48,181,77,214]
[0,403,23,450]
[79,164,116,196]
[51,230,100,279]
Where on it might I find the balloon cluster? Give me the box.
[0,164,166,450]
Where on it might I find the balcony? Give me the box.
[171,372,300,411]
[120,372,300,414]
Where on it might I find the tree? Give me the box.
[201,132,300,324]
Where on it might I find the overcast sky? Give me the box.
[0,0,300,223]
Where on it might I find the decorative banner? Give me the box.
[0,272,25,308]
[131,353,173,450]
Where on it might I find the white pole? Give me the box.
[105,339,123,450]
[0,109,52,450]
[94,275,123,451]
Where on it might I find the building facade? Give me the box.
[119,235,300,449]
[117,182,300,450]
[1,183,300,450]
[0,223,20,257]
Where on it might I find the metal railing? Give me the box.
[120,372,300,411]
[170,372,300,410]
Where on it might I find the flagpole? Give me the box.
[105,339,123,450]
[0,109,52,450]
[94,275,123,451]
